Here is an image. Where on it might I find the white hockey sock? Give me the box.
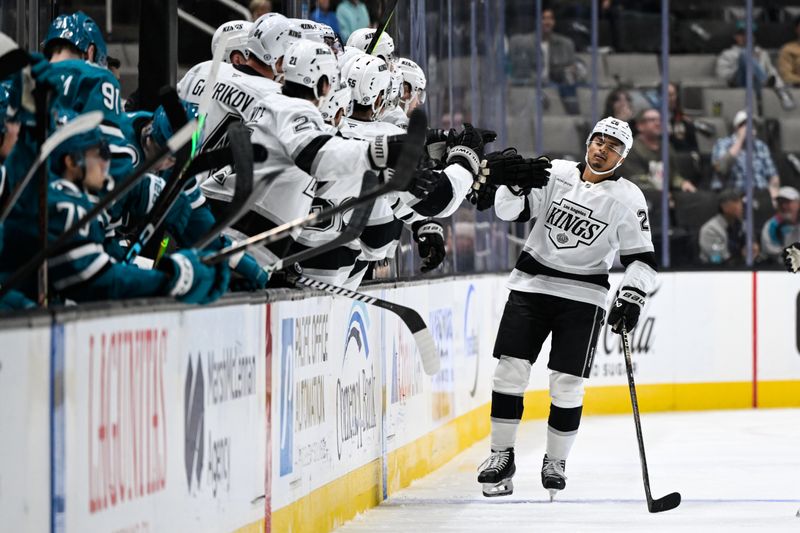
[546,425,578,460]
[545,371,585,461]
[491,419,520,451]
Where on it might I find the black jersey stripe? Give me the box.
[514,251,610,289]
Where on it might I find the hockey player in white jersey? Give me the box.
[478,117,657,500]
[178,14,298,107]
[210,20,252,64]
[205,39,417,265]
[379,70,409,128]
[346,27,395,65]
[396,57,427,116]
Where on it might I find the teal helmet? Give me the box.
[148,100,197,148]
[43,11,108,67]
[50,108,110,176]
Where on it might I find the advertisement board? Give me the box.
[0,325,51,533]
[61,304,265,533]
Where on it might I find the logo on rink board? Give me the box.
[463,284,481,398]
[279,319,295,476]
[184,355,205,492]
[87,329,168,514]
[336,302,377,460]
[544,198,608,249]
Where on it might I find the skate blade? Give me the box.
[482,479,513,497]
[548,488,559,502]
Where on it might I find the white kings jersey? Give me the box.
[339,117,408,263]
[495,159,657,308]
[202,92,371,250]
[178,62,280,151]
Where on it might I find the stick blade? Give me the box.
[0,48,30,79]
[648,492,681,513]
[412,328,440,376]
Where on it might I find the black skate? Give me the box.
[477,449,515,497]
[541,454,567,501]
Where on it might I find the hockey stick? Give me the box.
[0,111,104,223]
[621,325,681,513]
[267,172,378,271]
[183,143,266,181]
[123,89,194,262]
[203,109,427,264]
[0,119,197,298]
[0,48,31,79]
[191,123,257,250]
[290,273,440,375]
[366,0,398,55]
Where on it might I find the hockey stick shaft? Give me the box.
[290,273,440,375]
[124,90,194,262]
[191,124,257,250]
[621,326,654,502]
[0,111,104,223]
[266,172,379,272]
[621,325,681,513]
[366,0,398,55]
[0,120,197,298]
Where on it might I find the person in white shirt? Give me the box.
[477,117,657,501]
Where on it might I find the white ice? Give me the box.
[334,409,800,532]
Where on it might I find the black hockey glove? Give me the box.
[783,242,800,273]
[480,149,551,189]
[404,168,440,200]
[412,219,446,273]
[368,133,408,170]
[475,127,497,145]
[425,128,451,163]
[466,181,498,211]
[607,286,646,334]
[446,123,484,176]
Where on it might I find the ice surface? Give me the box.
[334,409,800,532]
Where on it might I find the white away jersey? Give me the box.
[495,159,657,308]
[201,92,371,240]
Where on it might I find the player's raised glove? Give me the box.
[480,149,551,190]
[425,128,450,162]
[405,168,440,199]
[782,242,800,273]
[607,286,646,334]
[412,219,446,273]
[160,249,230,304]
[446,123,484,176]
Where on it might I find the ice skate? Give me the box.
[477,449,516,497]
[541,454,567,501]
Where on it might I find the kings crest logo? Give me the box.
[544,198,608,249]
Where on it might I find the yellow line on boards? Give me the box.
[270,380,799,533]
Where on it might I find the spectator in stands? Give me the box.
[778,16,800,87]
[711,110,779,198]
[311,0,340,36]
[337,0,370,44]
[625,108,696,192]
[666,82,698,153]
[603,88,634,123]
[716,20,794,110]
[249,0,272,19]
[761,186,800,262]
[699,189,751,265]
[534,7,584,113]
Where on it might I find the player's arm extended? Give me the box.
[494,185,546,222]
